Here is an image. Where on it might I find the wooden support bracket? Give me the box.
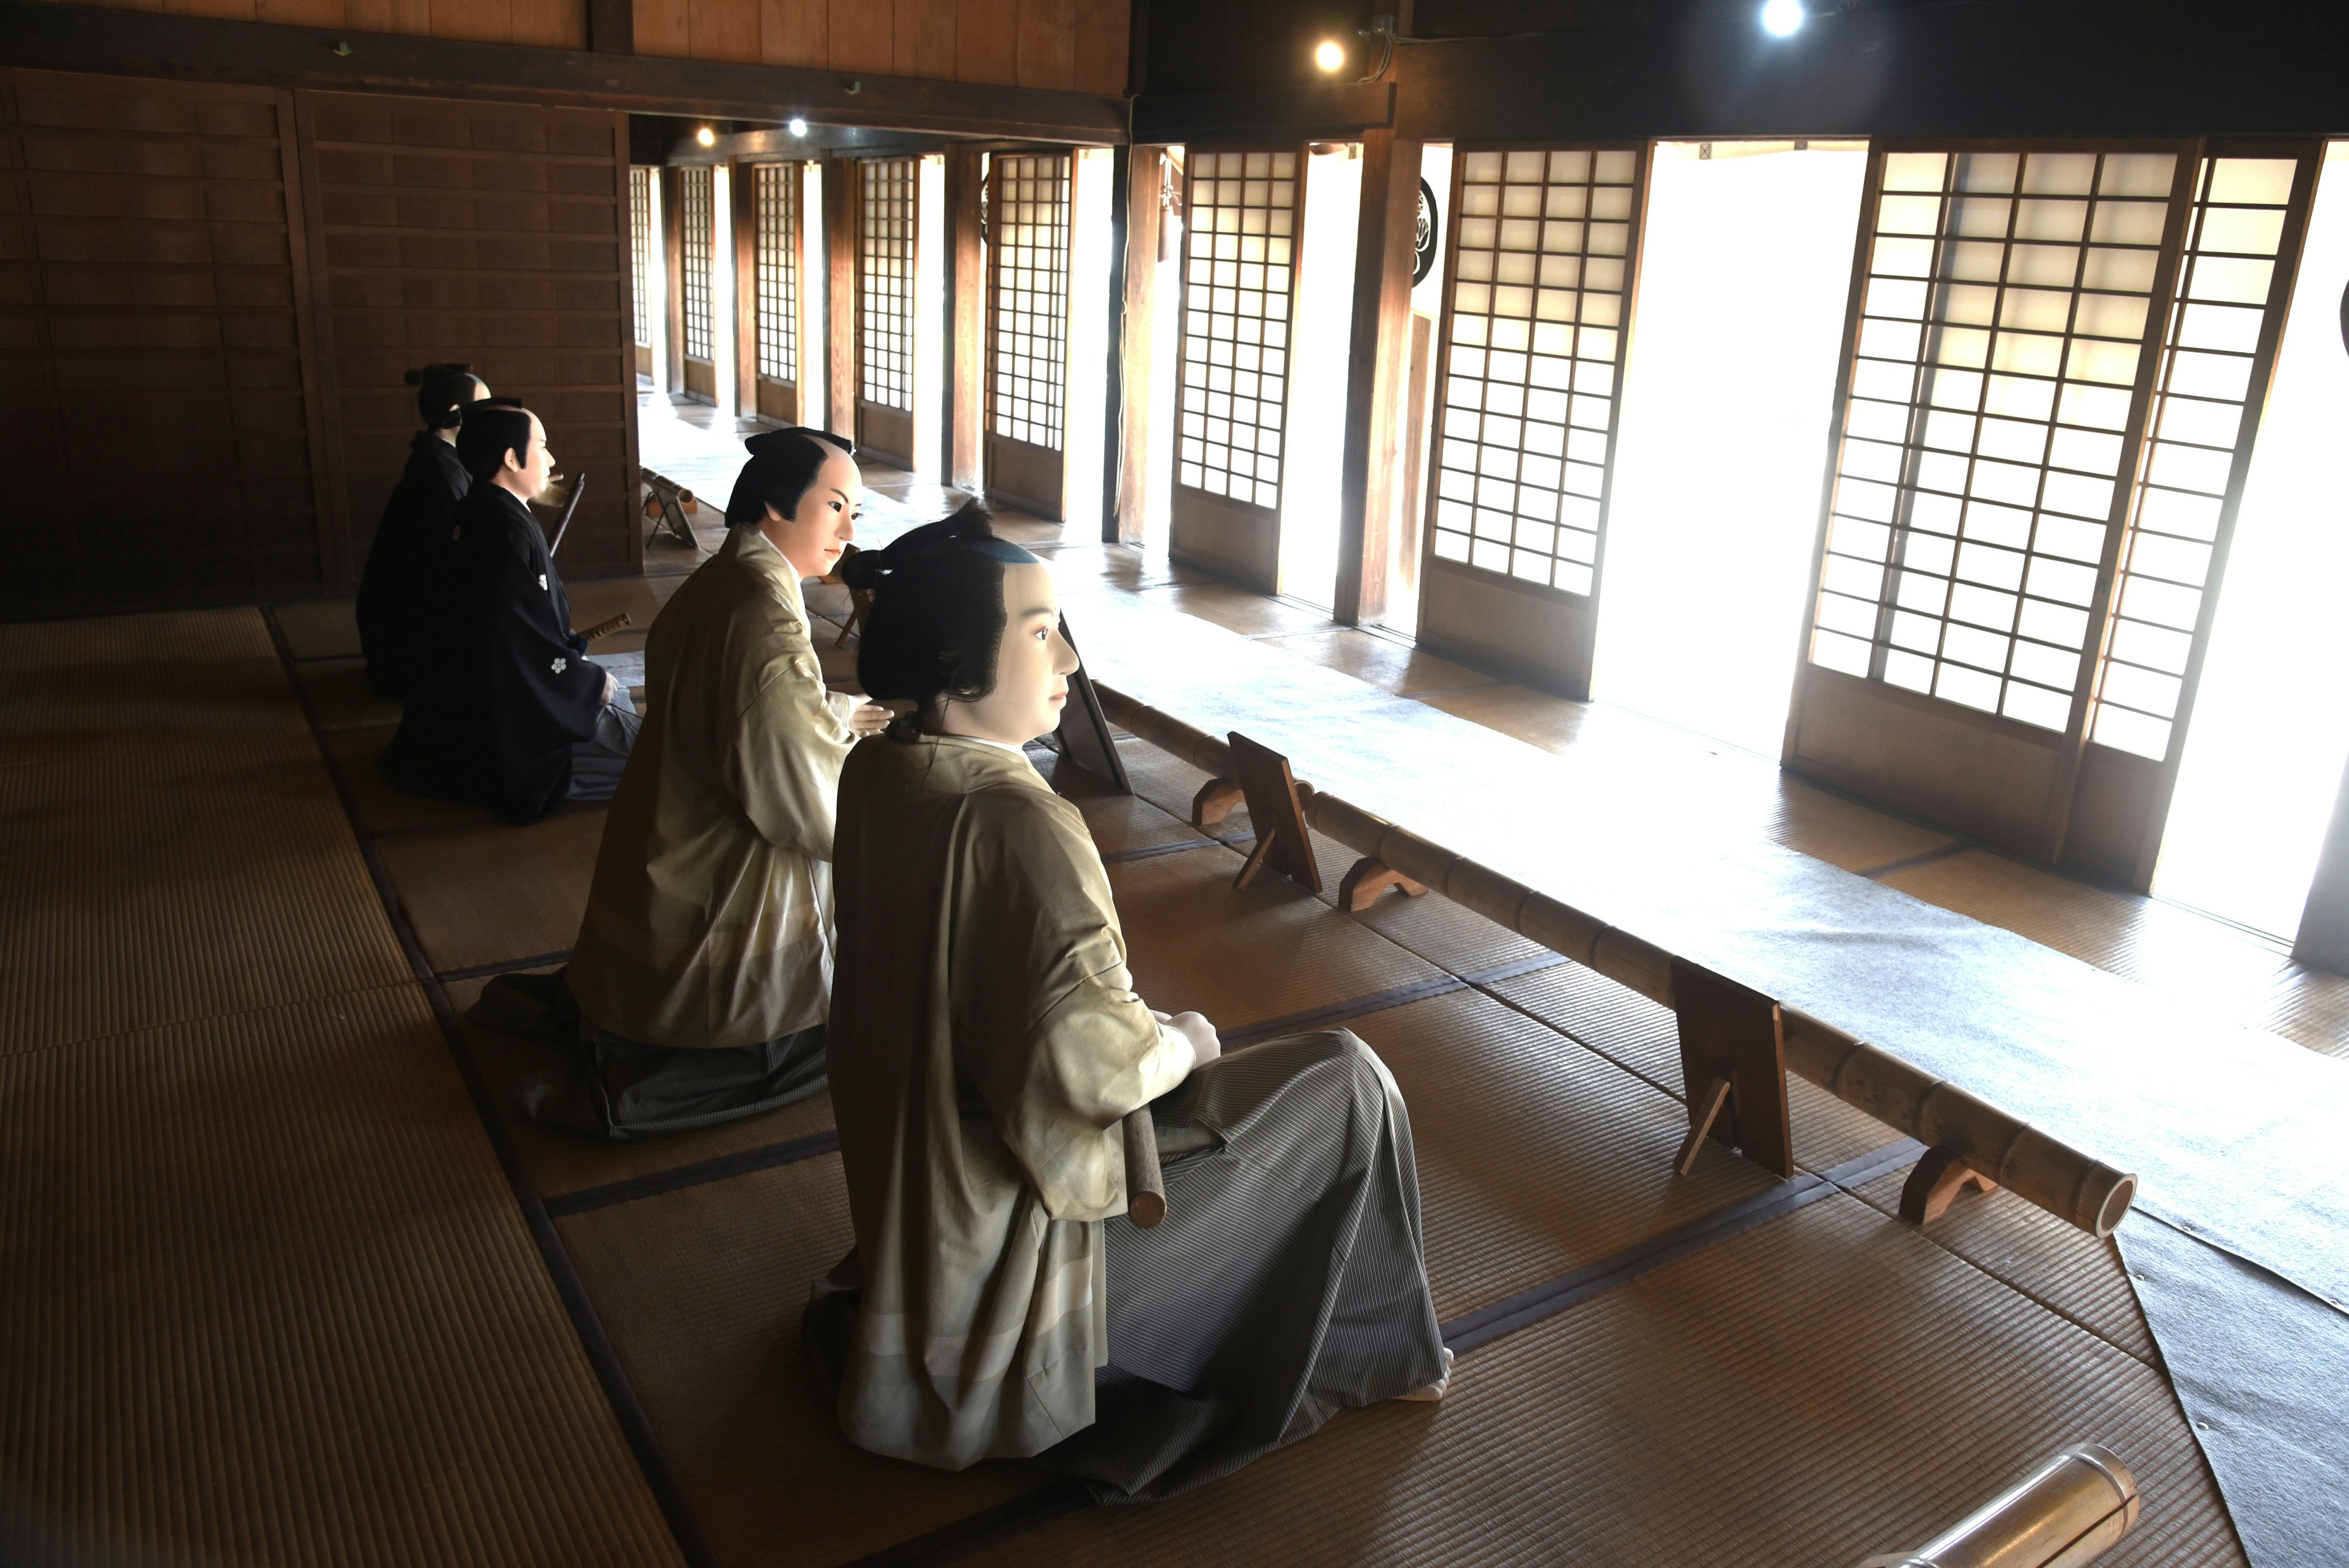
[1339,856,1427,912]
[1899,1145,1999,1227]
[1226,731,1323,893]
[1192,778,1244,827]
[1051,616,1132,793]
[1669,957,1794,1180]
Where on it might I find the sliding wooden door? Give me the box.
[676,163,715,402]
[1170,147,1307,593]
[1415,145,1649,696]
[1785,141,2318,877]
[749,160,802,424]
[856,156,917,467]
[983,151,1072,517]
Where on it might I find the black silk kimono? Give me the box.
[356,432,470,698]
[381,483,603,823]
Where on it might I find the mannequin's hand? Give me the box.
[1151,1009,1221,1068]
[845,699,891,737]
[601,669,618,705]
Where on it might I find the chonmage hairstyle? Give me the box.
[842,500,1042,709]
[455,398,537,483]
[405,362,487,431]
[724,427,856,526]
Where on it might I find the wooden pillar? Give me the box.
[943,146,985,493]
[659,165,685,396]
[824,156,857,441]
[730,156,759,420]
[1111,146,1163,548]
[1332,131,1423,627]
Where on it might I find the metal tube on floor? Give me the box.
[1090,682,2136,1238]
[1858,1445,2139,1567]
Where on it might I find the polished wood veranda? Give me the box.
[6,393,2327,1564]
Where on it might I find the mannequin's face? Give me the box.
[937,562,1077,747]
[760,449,863,579]
[494,413,554,502]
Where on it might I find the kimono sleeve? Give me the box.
[724,637,856,860]
[959,791,1197,1222]
[487,525,604,744]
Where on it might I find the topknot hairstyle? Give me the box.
[842,500,1042,710]
[455,398,537,483]
[404,362,488,431]
[724,427,856,526]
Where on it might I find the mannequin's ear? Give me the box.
[503,445,527,473]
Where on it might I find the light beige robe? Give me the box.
[822,734,1195,1469]
[568,525,857,1048]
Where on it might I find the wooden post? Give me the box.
[659,165,685,396]
[798,161,825,436]
[730,156,758,421]
[943,146,985,493]
[825,157,858,442]
[1332,131,1423,627]
[1112,146,1163,548]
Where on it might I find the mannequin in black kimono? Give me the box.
[356,363,489,698]
[381,401,640,823]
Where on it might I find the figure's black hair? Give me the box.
[404,362,488,431]
[843,500,1042,710]
[456,399,536,483]
[724,427,856,526]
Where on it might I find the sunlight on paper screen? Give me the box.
[1594,141,1867,756]
[2155,144,2349,939]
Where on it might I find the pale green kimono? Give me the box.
[568,525,858,1049]
[815,734,1195,1469]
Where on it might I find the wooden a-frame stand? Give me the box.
[1225,733,1322,894]
[1670,957,1795,1181]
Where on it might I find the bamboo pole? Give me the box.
[1090,683,2137,1238]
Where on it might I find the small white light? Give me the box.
[1760,0,1804,37]
[695,125,716,147]
[1313,39,1345,73]
[789,117,808,136]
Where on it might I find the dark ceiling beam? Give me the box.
[1133,0,2349,145]
[0,2,1129,143]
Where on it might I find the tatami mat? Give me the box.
[275,597,363,662]
[1850,1168,2156,1364]
[1346,987,1786,1321]
[0,607,307,766]
[1300,832,1553,978]
[321,724,499,836]
[294,656,408,732]
[446,970,838,1204]
[958,1194,2240,1567]
[556,1156,1044,1567]
[0,983,683,1568]
[0,733,408,1057]
[1486,956,1683,1090]
[1106,838,1449,1031]
[376,812,604,975]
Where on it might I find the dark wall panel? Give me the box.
[0,69,332,612]
[303,91,641,579]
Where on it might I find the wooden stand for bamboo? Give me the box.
[1670,959,1794,1180]
[1225,733,1320,893]
[1088,682,2139,1239]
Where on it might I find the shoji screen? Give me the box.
[984,151,1072,517]
[1170,147,1307,593]
[856,157,916,465]
[1417,145,1648,695]
[630,166,652,379]
[1786,141,2318,875]
[677,163,714,399]
[752,161,799,423]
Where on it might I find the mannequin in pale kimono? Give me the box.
[473,428,889,1139]
[807,508,1450,1503]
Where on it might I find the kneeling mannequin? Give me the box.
[480,428,889,1139]
[806,507,1451,1504]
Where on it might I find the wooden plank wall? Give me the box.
[15,0,1129,92]
[0,69,335,611]
[305,92,640,576]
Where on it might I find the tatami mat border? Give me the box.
[262,607,719,1568]
[545,1131,844,1218]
